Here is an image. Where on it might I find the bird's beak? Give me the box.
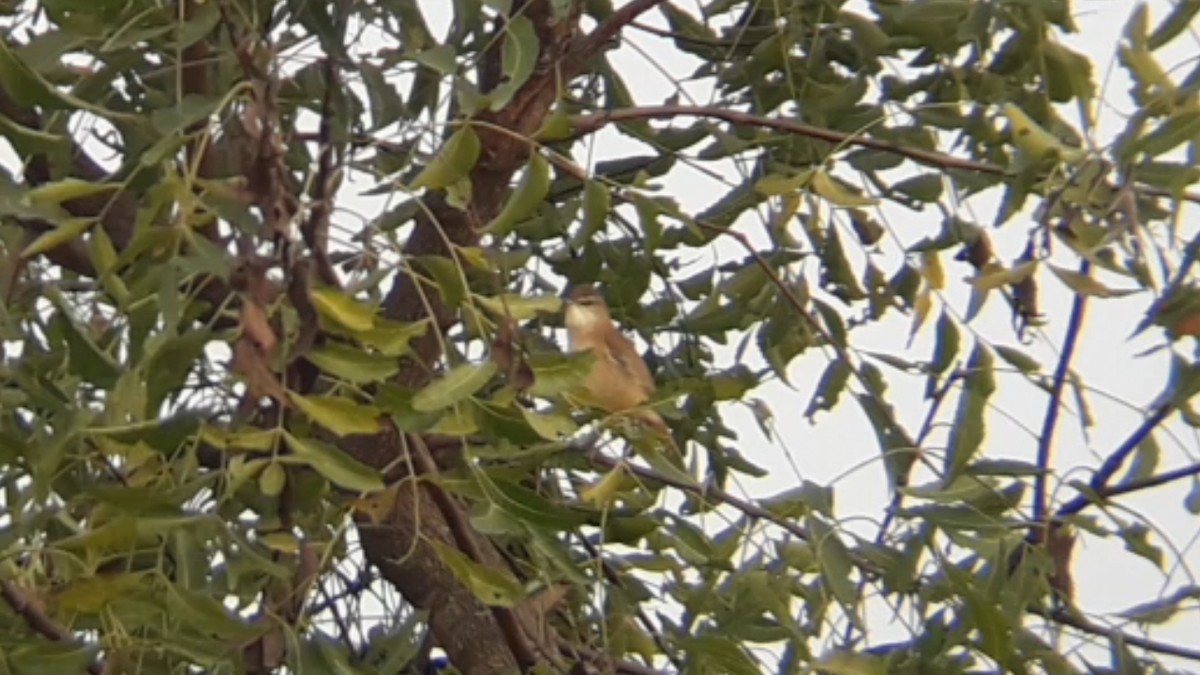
[560,285,577,305]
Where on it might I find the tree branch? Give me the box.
[570,0,670,66]
[1033,260,1091,526]
[568,105,1200,204]
[1033,606,1200,663]
[408,435,541,671]
[1056,405,1175,518]
[0,579,103,675]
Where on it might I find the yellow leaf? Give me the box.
[289,393,383,437]
[921,251,945,290]
[580,465,634,507]
[810,170,878,207]
[311,287,377,332]
[910,289,933,341]
[259,461,287,496]
[967,260,1037,291]
[1003,103,1084,163]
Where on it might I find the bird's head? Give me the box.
[563,284,612,331]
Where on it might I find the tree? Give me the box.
[1,0,1199,672]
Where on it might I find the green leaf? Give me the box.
[311,288,377,331]
[283,432,384,492]
[805,360,852,419]
[1117,585,1200,624]
[20,217,94,259]
[357,318,430,357]
[807,514,861,629]
[471,471,591,531]
[26,178,121,206]
[52,306,121,390]
[762,481,834,518]
[1118,522,1164,569]
[810,169,877,207]
[485,152,551,235]
[994,345,1042,374]
[755,169,814,197]
[145,329,212,412]
[414,255,468,308]
[487,15,539,111]
[1117,431,1160,487]
[892,174,944,202]
[427,539,525,607]
[259,461,286,497]
[307,343,401,383]
[813,652,888,675]
[165,583,262,640]
[410,125,481,190]
[0,38,72,108]
[475,293,562,320]
[1048,264,1139,298]
[526,351,594,397]
[6,644,100,675]
[413,44,458,74]
[944,344,995,480]
[412,361,499,411]
[680,634,760,675]
[289,394,382,437]
[930,310,959,375]
[361,61,405,130]
[947,563,1012,663]
[520,408,578,440]
[581,179,611,238]
[1186,478,1200,515]
[1125,106,1200,160]
[1148,0,1200,50]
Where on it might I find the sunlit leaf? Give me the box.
[428,539,525,607]
[412,361,499,411]
[311,288,377,332]
[283,432,384,492]
[290,394,383,437]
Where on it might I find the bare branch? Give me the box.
[0,579,104,675]
[1056,405,1175,518]
[1033,260,1091,526]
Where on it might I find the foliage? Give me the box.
[0,0,1199,673]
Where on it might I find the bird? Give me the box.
[561,285,677,453]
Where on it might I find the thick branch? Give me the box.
[348,2,592,674]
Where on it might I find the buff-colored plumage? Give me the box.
[562,286,670,437]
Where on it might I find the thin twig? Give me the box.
[578,536,684,671]
[567,105,1200,204]
[1059,459,1200,519]
[586,452,808,542]
[1033,260,1091,526]
[1055,405,1175,518]
[1032,606,1200,662]
[302,54,342,287]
